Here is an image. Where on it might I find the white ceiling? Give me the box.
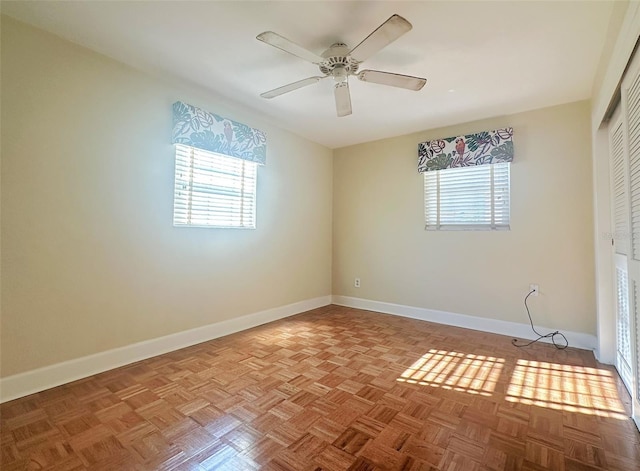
[2,1,614,149]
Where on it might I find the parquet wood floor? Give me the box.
[1,305,639,470]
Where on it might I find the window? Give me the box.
[173,144,257,228]
[424,162,510,230]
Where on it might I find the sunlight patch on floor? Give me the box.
[396,349,504,396]
[506,359,627,419]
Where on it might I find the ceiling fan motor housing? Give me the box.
[319,42,359,78]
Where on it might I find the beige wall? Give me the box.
[0,15,599,380]
[591,0,628,103]
[333,101,596,335]
[0,17,333,377]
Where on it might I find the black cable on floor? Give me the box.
[511,289,568,350]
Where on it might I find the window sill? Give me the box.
[425,225,510,231]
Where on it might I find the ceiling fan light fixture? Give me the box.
[334,82,352,117]
[332,66,348,83]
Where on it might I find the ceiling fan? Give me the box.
[256,14,427,117]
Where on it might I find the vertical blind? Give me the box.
[424,162,510,230]
[173,144,257,228]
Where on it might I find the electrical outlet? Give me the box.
[530,284,539,296]
[354,278,361,288]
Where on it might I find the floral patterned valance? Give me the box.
[418,127,513,173]
[172,101,266,165]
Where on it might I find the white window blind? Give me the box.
[173,144,257,228]
[424,162,510,230]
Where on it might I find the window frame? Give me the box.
[423,162,511,231]
[172,144,258,229]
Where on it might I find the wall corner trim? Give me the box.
[332,295,598,354]
[0,296,332,403]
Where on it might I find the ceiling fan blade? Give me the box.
[348,14,412,62]
[256,31,324,64]
[358,70,427,91]
[334,82,352,117]
[260,76,325,99]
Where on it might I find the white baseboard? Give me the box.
[0,294,598,403]
[0,296,332,404]
[332,295,597,352]
[593,347,614,365]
